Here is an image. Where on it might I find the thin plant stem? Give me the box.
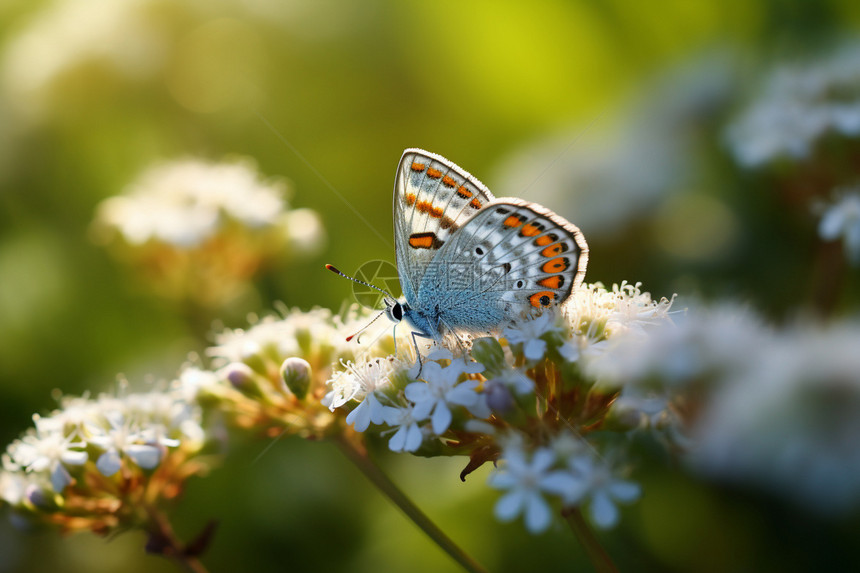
[144,505,210,573]
[333,434,488,573]
[563,507,618,573]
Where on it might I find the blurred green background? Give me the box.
[2,1,860,571]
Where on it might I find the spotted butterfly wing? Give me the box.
[418,198,588,335]
[394,149,495,305]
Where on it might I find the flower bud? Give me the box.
[280,357,312,399]
[485,380,515,414]
[470,337,505,373]
[225,362,256,391]
[26,484,57,510]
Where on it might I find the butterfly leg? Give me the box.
[409,331,436,378]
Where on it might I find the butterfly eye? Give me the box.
[392,303,403,321]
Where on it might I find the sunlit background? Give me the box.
[2,1,860,571]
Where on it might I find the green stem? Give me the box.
[333,435,488,573]
[144,505,210,573]
[563,508,618,573]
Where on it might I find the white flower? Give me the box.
[819,190,860,266]
[689,319,860,514]
[381,404,428,453]
[5,426,87,493]
[404,358,484,435]
[87,411,164,476]
[504,313,562,361]
[326,357,400,432]
[208,306,368,367]
[95,158,288,248]
[725,42,860,167]
[488,446,579,534]
[584,301,766,389]
[566,455,641,529]
[566,282,675,344]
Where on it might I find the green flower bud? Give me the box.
[280,357,312,399]
[470,337,505,374]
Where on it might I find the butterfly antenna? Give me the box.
[325,264,395,298]
[345,310,386,343]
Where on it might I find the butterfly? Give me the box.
[329,148,588,363]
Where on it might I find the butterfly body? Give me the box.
[389,149,589,347]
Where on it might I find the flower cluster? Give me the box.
[92,157,324,307]
[725,41,860,167]
[196,304,413,440]
[324,282,676,533]
[587,301,860,515]
[0,383,206,535]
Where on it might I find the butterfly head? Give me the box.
[383,296,404,324]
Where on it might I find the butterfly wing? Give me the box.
[393,149,496,304]
[419,198,588,333]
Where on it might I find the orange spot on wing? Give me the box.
[415,199,444,218]
[534,235,553,246]
[409,235,433,248]
[426,167,442,179]
[470,198,483,209]
[529,291,556,308]
[520,223,541,237]
[456,186,473,199]
[408,232,442,249]
[442,175,457,187]
[541,244,564,257]
[504,215,524,228]
[542,257,569,273]
[411,162,426,172]
[538,275,564,289]
[405,193,417,205]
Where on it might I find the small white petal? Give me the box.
[403,424,424,452]
[495,490,526,522]
[50,463,72,492]
[126,444,162,469]
[531,448,557,473]
[540,471,580,498]
[524,339,547,361]
[346,399,372,432]
[96,451,122,477]
[487,471,519,490]
[523,491,553,533]
[463,361,485,375]
[404,382,431,403]
[447,384,479,407]
[430,403,452,435]
[412,399,436,422]
[559,342,580,362]
[61,450,88,466]
[590,490,620,529]
[426,348,454,362]
[388,426,408,452]
[607,480,641,503]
